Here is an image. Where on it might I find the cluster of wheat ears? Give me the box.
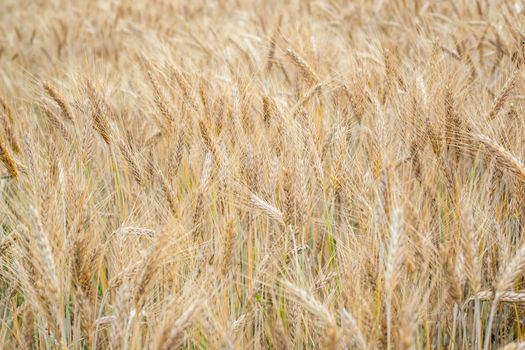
[4,0,525,349]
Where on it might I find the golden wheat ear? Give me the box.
[43,82,74,123]
[0,136,18,178]
[473,133,525,182]
[488,73,517,120]
[85,81,112,145]
[286,48,319,87]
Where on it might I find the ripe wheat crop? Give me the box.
[2,0,525,349]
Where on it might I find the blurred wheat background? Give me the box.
[2,0,525,349]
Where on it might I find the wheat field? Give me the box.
[2,0,525,349]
